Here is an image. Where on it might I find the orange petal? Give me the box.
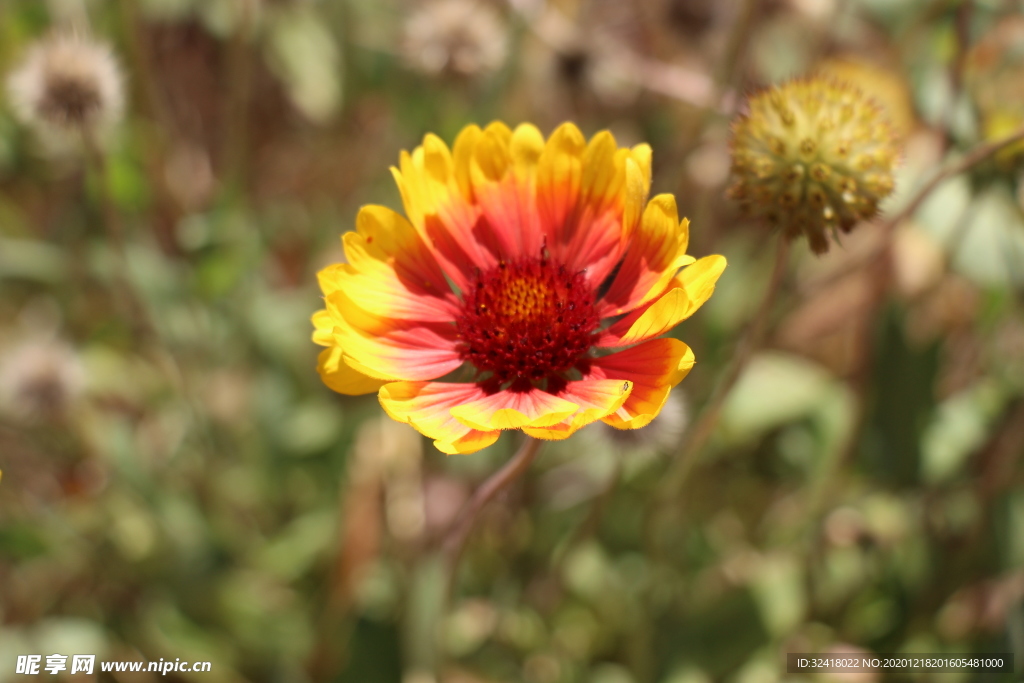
[326,289,463,381]
[598,195,694,318]
[336,205,460,323]
[378,381,500,454]
[391,131,494,288]
[469,123,546,259]
[563,133,624,277]
[318,347,389,396]
[537,122,586,250]
[567,139,653,285]
[589,338,695,429]
[536,126,647,289]
[521,378,633,440]
[449,386,580,431]
[596,254,727,347]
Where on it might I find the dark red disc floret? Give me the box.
[455,257,599,384]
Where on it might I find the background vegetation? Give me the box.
[1,0,1023,681]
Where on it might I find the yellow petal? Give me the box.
[318,347,389,396]
[618,287,693,345]
[591,338,696,430]
[537,122,586,243]
[312,309,336,347]
[522,378,633,439]
[678,254,727,313]
[378,381,500,454]
[601,194,693,316]
[598,254,725,347]
[325,288,463,381]
[510,123,545,176]
[449,388,580,431]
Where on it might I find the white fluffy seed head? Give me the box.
[6,33,125,140]
[402,0,508,78]
[0,336,86,422]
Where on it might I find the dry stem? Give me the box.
[443,437,544,577]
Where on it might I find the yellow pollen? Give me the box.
[498,282,542,319]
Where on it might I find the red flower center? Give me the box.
[456,257,599,384]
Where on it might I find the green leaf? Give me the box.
[921,380,1005,484]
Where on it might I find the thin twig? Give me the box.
[881,127,1024,235]
[443,437,544,576]
[658,236,791,500]
[800,125,1024,296]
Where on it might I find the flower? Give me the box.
[6,33,124,142]
[313,122,725,454]
[727,77,899,254]
[402,0,508,78]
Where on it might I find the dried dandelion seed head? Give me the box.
[402,0,508,78]
[6,33,124,141]
[727,77,899,254]
[0,337,86,422]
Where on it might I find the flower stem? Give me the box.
[443,437,544,578]
[658,235,790,500]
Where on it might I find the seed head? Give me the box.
[0,336,85,422]
[727,77,899,254]
[402,0,508,78]
[6,33,124,140]
[816,57,916,139]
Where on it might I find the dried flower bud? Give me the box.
[402,0,508,78]
[6,33,124,142]
[815,56,916,139]
[727,77,899,254]
[0,336,85,422]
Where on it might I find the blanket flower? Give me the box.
[313,122,725,454]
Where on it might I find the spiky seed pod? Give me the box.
[6,33,124,142]
[816,57,916,139]
[727,77,899,254]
